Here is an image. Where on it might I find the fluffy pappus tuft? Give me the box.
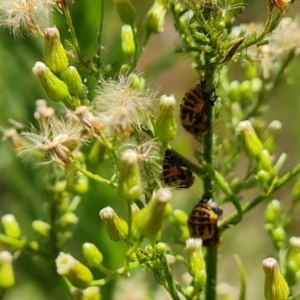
[0,0,56,36]
[94,74,159,131]
[19,118,87,167]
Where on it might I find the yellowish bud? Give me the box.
[43,27,68,74]
[117,149,142,202]
[0,251,15,289]
[99,207,128,242]
[121,25,136,60]
[262,257,289,300]
[154,94,177,142]
[1,214,21,239]
[82,243,103,268]
[133,188,171,239]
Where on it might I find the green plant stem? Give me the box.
[73,164,118,187]
[0,234,47,257]
[220,162,300,230]
[159,254,181,300]
[131,24,138,70]
[91,261,140,286]
[203,73,216,300]
[239,12,272,51]
[95,0,105,74]
[63,7,81,60]
[205,246,218,300]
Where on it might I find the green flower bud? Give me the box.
[239,80,252,99]
[113,0,136,25]
[0,251,15,289]
[144,1,166,36]
[256,170,272,192]
[43,27,68,74]
[133,188,171,240]
[72,172,88,194]
[82,286,101,300]
[117,149,142,202]
[99,207,128,242]
[56,252,94,289]
[262,121,282,154]
[128,73,145,90]
[59,66,87,100]
[236,120,264,159]
[154,94,177,143]
[154,242,167,255]
[264,199,281,226]
[120,64,131,74]
[32,62,79,109]
[58,212,79,227]
[292,178,300,204]
[257,149,273,172]
[227,80,241,102]
[231,102,243,128]
[286,237,300,286]
[172,209,188,226]
[272,227,286,248]
[121,25,136,60]
[262,257,289,300]
[250,78,263,93]
[88,140,107,165]
[1,214,21,239]
[184,238,206,287]
[32,220,51,237]
[82,243,103,268]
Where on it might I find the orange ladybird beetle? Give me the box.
[161,150,195,189]
[179,81,214,137]
[188,197,222,246]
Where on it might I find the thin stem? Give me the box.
[63,7,81,59]
[73,164,118,187]
[205,246,218,300]
[95,0,105,74]
[0,234,48,257]
[131,25,138,70]
[202,70,216,300]
[160,254,181,300]
[220,162,300,230]
[239,13,273,51]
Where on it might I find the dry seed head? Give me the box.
[75,106,107,138]
[0,0,55,36]
[108,106,131,141]
[268,0,290,12]
[2,128,27,153]
[19,118,86,167]
[94,74,159,131]
[34,99,55,128]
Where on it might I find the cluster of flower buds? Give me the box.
[236,120,285,192]
[264,199,286,249]
[285,236,300,286]
[33,27,87,109]
[184,238,206,294]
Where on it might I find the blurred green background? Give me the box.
[1,0,300,299]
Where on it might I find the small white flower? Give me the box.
[55,252,76,275]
